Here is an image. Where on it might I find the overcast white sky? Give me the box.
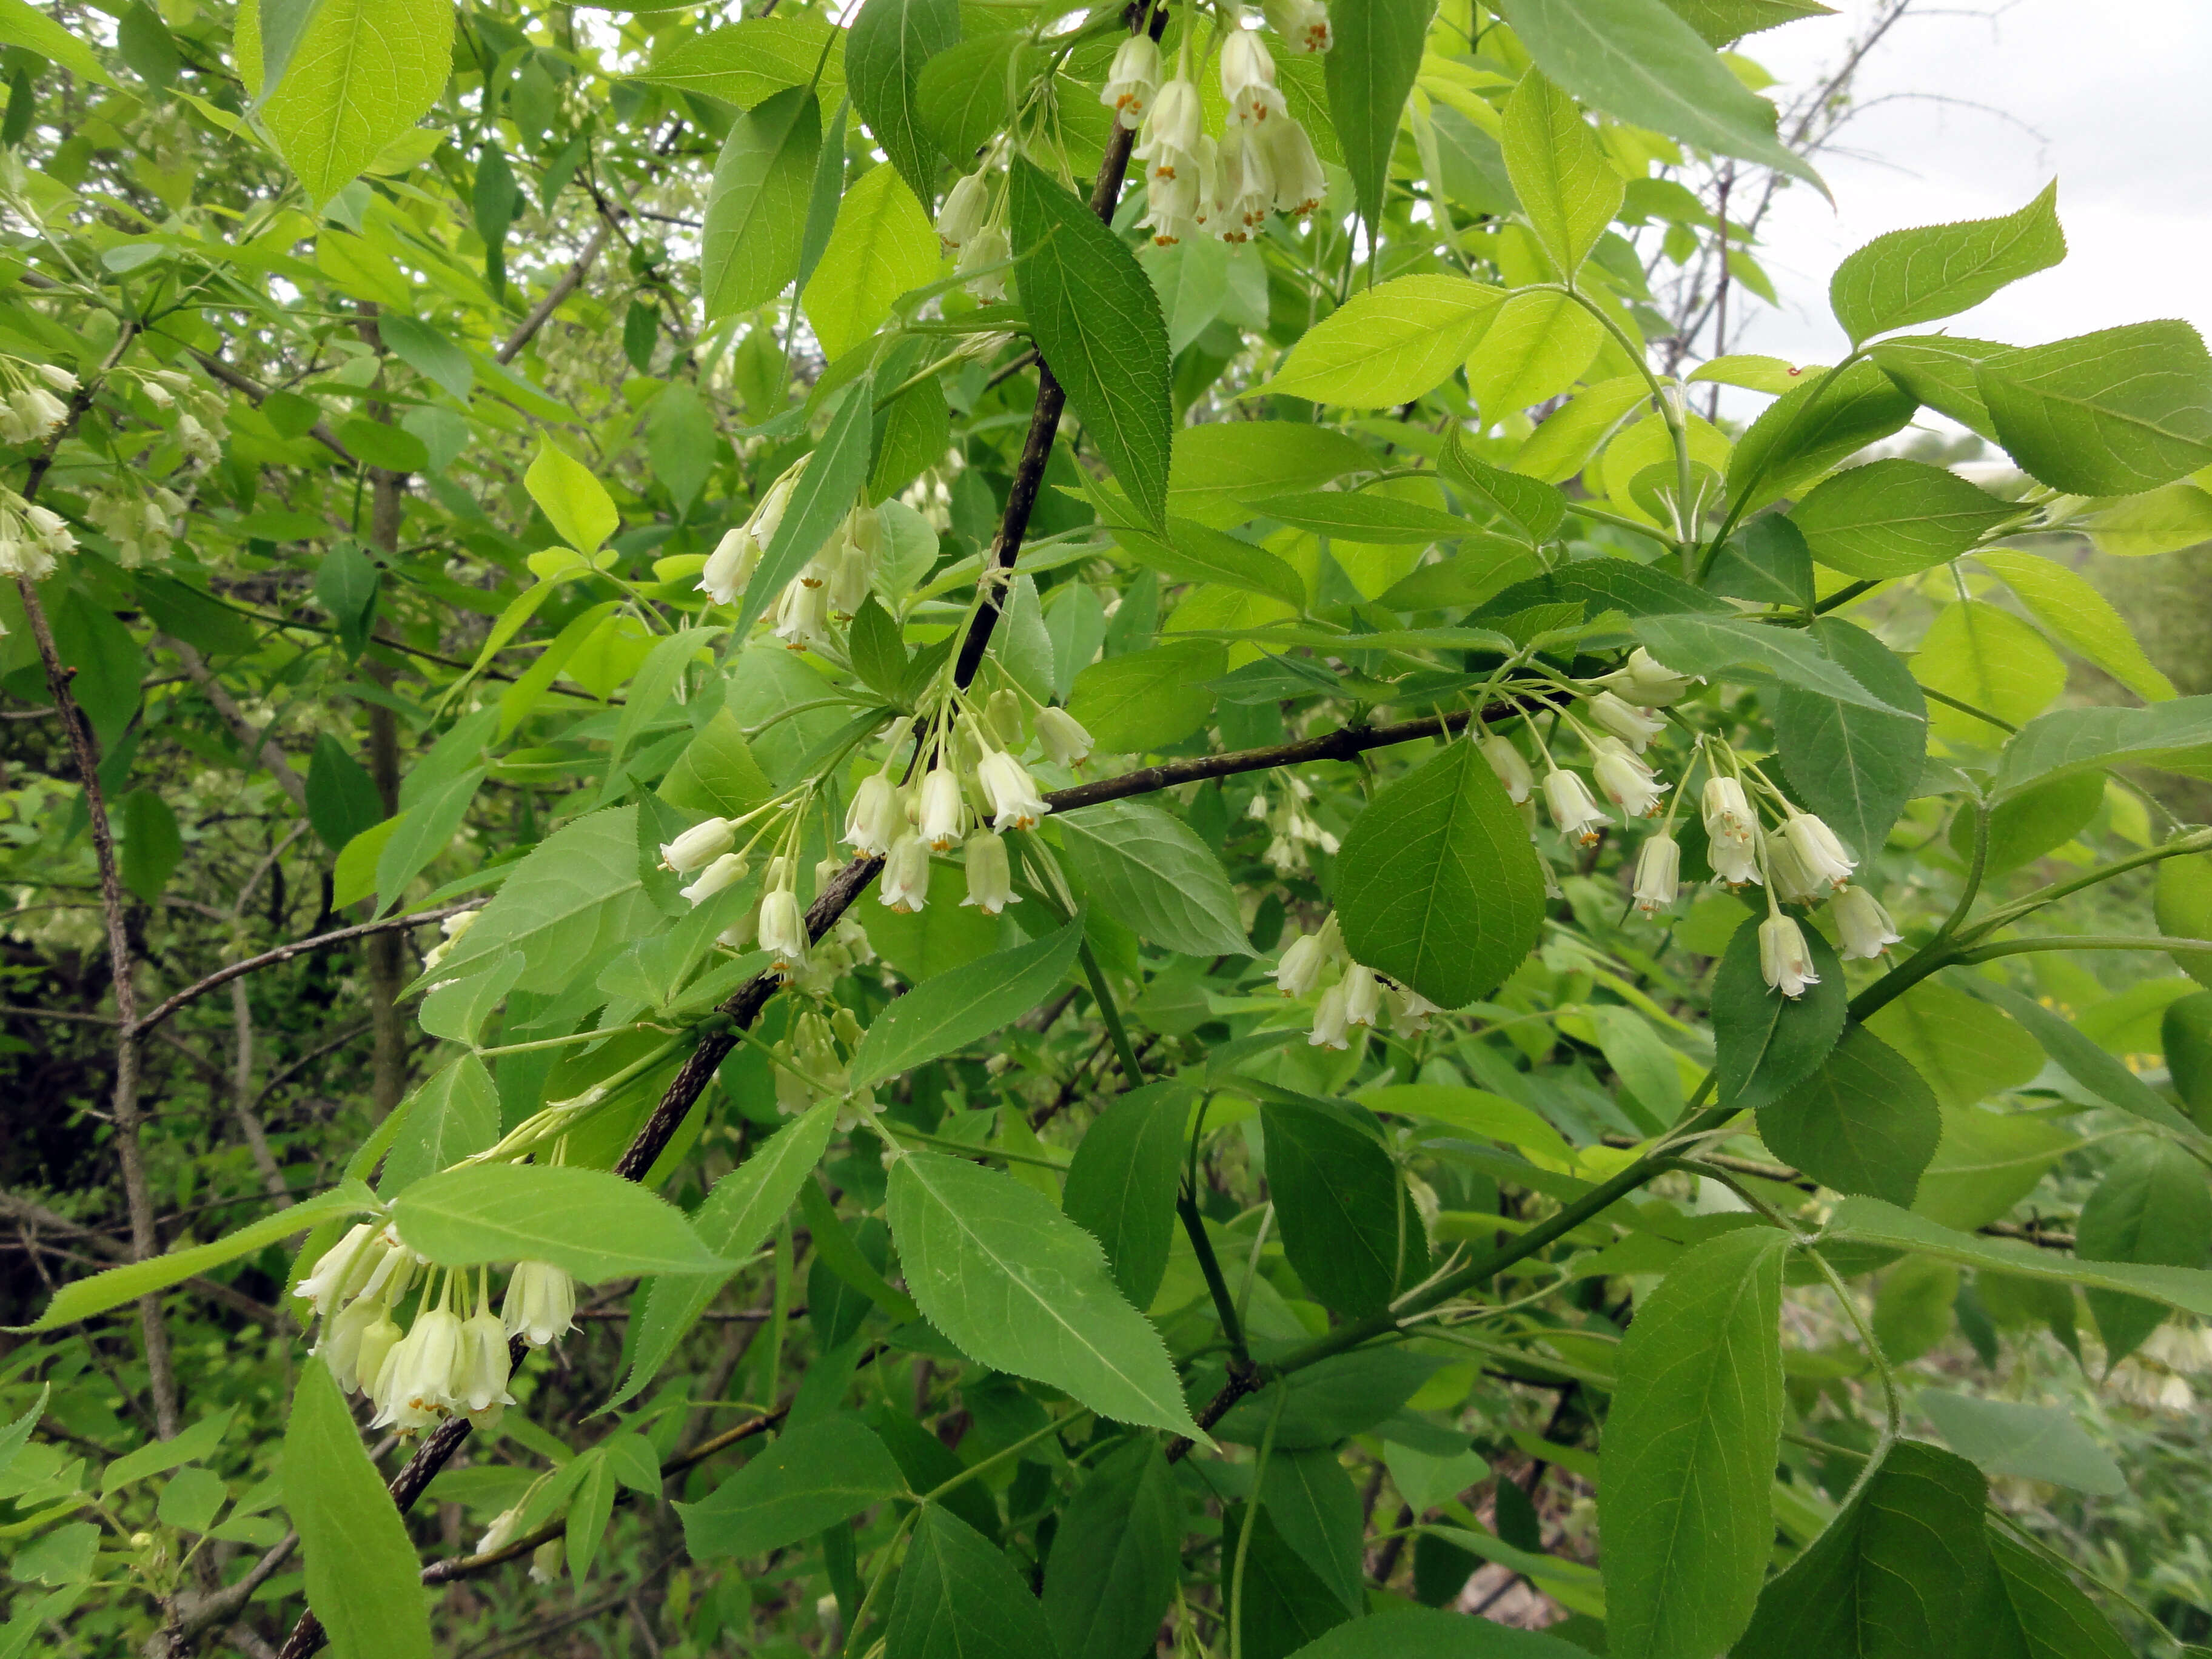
[1724,0,2212,367]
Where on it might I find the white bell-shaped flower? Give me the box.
[960,831,1017,916]
[294,1222,383,1319]
[660,816,736,874]
[845,772,902,856]
[1259,115,1327,215]
[977,749,1050,832]
[698,526,760,606]
[1633,833,1681,914]
[1220,30,1283,126]
[759,886,811,975]
[1763,828,1823,906]
[1592,738,1667,819]
[1264,0,1333,53]
[1758,914,1820,999]
[1586,691,1666,752]
[1701,775,1757,849]
[1102,34,1163,130]
[501,1261,575,1347]
[957,225,1011,302]
[918,766,965,851]
[680,851,749,907]
[1783,811,1855,891]
[1342,964,1384,1028]
[1597,647,1700,706]
[371,1304,464,1430]
[936,171,989,254]
[1036,706,1093,767]
[1308,979,1351,1049]
[1711,833,1763,888]
[1216,123,1276,238]
[1543,768,1607,846]
[1834,885,1902,960]
[880,832,931,913]
[1134,76,1203,175]
[456,1307,515,1426]
[1479,734,1534,803]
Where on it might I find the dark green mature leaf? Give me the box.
[2167,993,2212,1123]
[1972,1529,2134,1659]
[677,1415,905,1558]
[1250,491,1475,544]
[888,1148,1201,1435]
[1261,1449,1366,1610]
[1326,0,1436,233]
[1264,1096,1416,1318]
[1823,1198,2212,1318]
[1788,457,2016,578]
[661,709,779,819]
[1057,800,1249,958]
[1868,334,2006,441]
[1103,517,1307,610]
[1495,0,1822,187]
[15,1181,378,1333]
[1067,639,1224,754]
[1042,1440,1181,1659]
[1760,1024,1940,1206]
[1706,513,1814,606]
[1775,617,1927,861]
[1600,1226,1788,1659]
[1726,359,1919,509]
[631,14,848,112]
[1483,558,1724,619]
[1012,158,1173,528]
[1501,68,1622,277]
[119,788,182,900]
[1712,915,1845,1113]
[1215,1347,1449,1447]
[284,1359,432,1659]
[306,734,384,852]
[1829,184,2065,344]
[1734,1441,1991,1659]
[1918,1392,2124,1496]
[2077,1139,2212,1364]
[1634,614,1891,709]
[1977,321,2212,496]
[1239,1507,1355,1659]
[1994,695,2212,799]
[1335,739,1546,1010]
[1279,1607,1594,1658]
[850,917,1084,1090]
[1062,1081,1191,1310]
[701,83,819,320]
[890,1505,1059,1659]
[739,374,875,634]
[845,0,957,206]
[608,1099,840,1412]
[392,1164,731,1280]
[379,314,473,402]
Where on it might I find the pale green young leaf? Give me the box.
[1632,614,1891,709]
[101,1407,233,1494]
[392,1164,732,1279]
[1788,457,2015,578]
[1760,1024,1940,1207]
[632,13,846,110]
[1335,738,1546,1009]
[524,435,618,555]
[1441,424,1569,538]
[1866,333,2005,439]
[849,917,1084,1091]
[888,1148,1202,1435]
[1726,358,1918,509]
[1512,374,1651,481]
[1326,0,1438,232]
[1828,183,2065,344]
[1968,980,2190,1132]
[1600,1225,1789,1659]
[606,1099,840,1412]
[917,31,1025,163]
[1865,980,2040,1111]
[1011,158,1173,528]
[677,1415,905,1558]
[1660,0,1834,47]
[0,0,119,85]
[1464,287,1606,423]
[1977,321,2212,497]
[283,1359,433,1659]
[701,84,821,321]
[1495,0,1823,189]
[1914,598,2067,742]
[1056,800,1250,959]
[2081,481,2212,557]
[1501,68,1624,276]
[1245,491,1475,545]
[377,1055,500,1196]
[1170,421,1378,520]
[1974,548,2176,701]
[802,163,940,362]
[15,1181,377,1333]
[1264,273,1506,406]
[420,806,652,992]
[1733,1441,1989,1659]
[261,0,452,206]
[844,0,959,206]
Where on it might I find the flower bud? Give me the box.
[1597,647,1700,706]
[1585,691,1666,752]
[1480,734,1534,803]
[960,831,1017,916]
[936,171,989,255]
[985,688,1027,750]
[845,772,901,856]
[957,225,1011,303]
[1036,706,1093,768]
[660,816,736,873]
[1342,964,1383,1028]
[680,851,750,907]
[1633,833,1681,914]
[501,1261,575,1347]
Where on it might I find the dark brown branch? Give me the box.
[135,904,473,1037]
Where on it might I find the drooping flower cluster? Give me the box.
[0,488,76,580]
[295,1221,578,1434]
[85,480,188,568]
[1464,648,1904,1001]
[1122,21,1330,247]
[934,166,1013,303]
[1248,772,1338,875]
[1266,911,1441,1046]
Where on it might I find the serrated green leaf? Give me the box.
[888,1148,1201,1435]
[1829,183,2066,344]
[631,14,846,111]
[1600,1225,1788,1659]
[261,0,452,206]
[1057,799,1249,958]
[1335,738,1546,1009]
[1977,321,2212,497]
[1327,0,1439,232]
[1975,548,2176,702]
[2077,1139,2212,1364]
[1264,273,1506,406]
[845,0,958,205]
[1775,617,1927,860]
[678,1414,905,1558]
[890,1505,1058,1659]
[1501,68,1622,276]
[739,374,875,634]
[850,917,1084,1090]
[392,1163,730,1280]
[1918,1392,2123,1496]
[803,162,940,362]
[702,84,820,322]
[1042,1440,1181,1659]
[283,1359,432,1659]
[1789,457,2015,578]
[1103,517,1307,610]
[1067,638,1224,754]
[1760,1024,1940,1207]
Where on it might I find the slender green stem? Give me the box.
[1565,499,1674,544]
[1935,798,1991,944]
[1963,827,2212,941]
[1079,939,1144,1084]
[1179,1187,1250,1369]
[880,1124,1068,1171]
[1919,684,2019,734]
[1805,1241,1901,1509]
[1812,577,1881,615]
[1954,934,2212,964]
[471,1021,668,1058]
[920,1409,1087,1504]
[1228,1383,1288,1659]
[840,1506,918,1658]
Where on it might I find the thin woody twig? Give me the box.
[136,904,474,1037]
